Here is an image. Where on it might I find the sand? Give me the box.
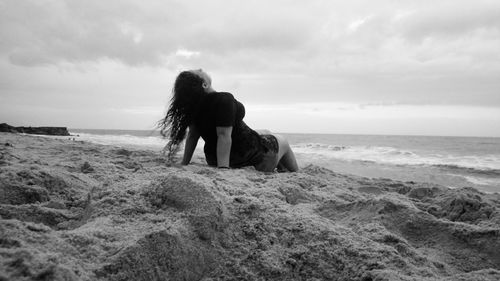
[1,132,499,281]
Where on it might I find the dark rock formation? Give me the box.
[0,123,70,136]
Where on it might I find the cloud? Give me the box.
[247,102,500,120]
[347,16,373,33]
[0,0,315,68]
[175,49,200,59]
[2,0,499,80]
[243,102,500,136]
[1,0,174,66]
[1,0,500,125]
[398,1,500,42]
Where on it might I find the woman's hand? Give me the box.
[216,126,232,168]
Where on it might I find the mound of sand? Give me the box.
[1,132,499,280]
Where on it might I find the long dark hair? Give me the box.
[158,71,205,161]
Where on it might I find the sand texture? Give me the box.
[1,132,499,281]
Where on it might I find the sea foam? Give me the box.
[292,142,500,172]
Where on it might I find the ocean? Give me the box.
[69,129,500,194]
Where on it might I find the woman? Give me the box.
[159,69,298,172]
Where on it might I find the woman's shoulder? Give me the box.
[205,92,235,104]
[213,91,234,99]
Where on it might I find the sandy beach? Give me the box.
[1,132,499,281]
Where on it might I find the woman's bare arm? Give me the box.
[216,126,232,168]
[181,125,200,165]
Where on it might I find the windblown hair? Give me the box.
[158,71,205,161]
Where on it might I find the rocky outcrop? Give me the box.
[0,123,70,136]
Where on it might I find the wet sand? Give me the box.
[1,132,499,280]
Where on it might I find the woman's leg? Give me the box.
[273,134,299,172]
[254,133,298,172]
[254,150,279,172]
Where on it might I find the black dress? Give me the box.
[193,92,275,168]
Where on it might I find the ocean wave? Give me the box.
[70,132,209,153]
[73,132,167,150]
[295,143,348,151]
[434,164,500,177]
[292,142,500,172]
[463,175,500,186]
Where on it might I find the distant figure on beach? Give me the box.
[159,69,298,172]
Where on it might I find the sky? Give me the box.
[0,0,499,137]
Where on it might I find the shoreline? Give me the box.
[1,132,499,280]
[34,131,500,194]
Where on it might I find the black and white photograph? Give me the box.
[1,0,499,280]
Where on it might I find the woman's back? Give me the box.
[194,92,265,167]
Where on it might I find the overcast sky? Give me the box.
[1,0,499,136]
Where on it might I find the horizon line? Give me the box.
[68,127,500,139]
